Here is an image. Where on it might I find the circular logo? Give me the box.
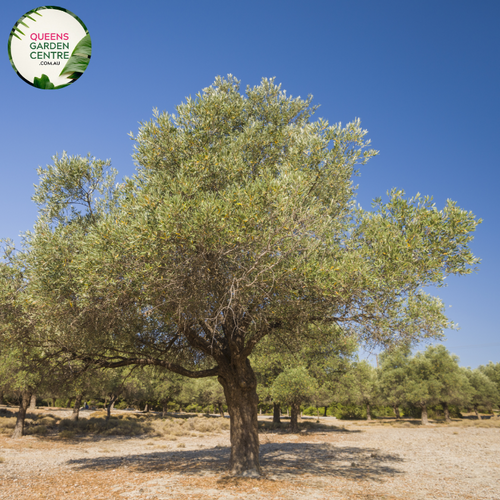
[8,6,91,89]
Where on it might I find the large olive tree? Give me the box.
[26,76,480,476]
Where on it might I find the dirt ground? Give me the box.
[0,409,499,500]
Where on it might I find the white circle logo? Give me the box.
[8,6,91,89]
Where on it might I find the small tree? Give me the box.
[271,367,318,432]
[337,360,380,420]
[404,352,442,424]
[424,345,472,422]
[151,370,184,416]
[478,362,500,412]
[464,368,499,419]
[378,345,412,419]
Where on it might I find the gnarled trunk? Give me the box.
[290,402,300,433]
[421,405,428,425]
[12,392,31,439]
[366,402,372,421]
[218,358,260,477]
[443,402,451,423]
[71,395,83,421]
[29,394,37,410]
[273,403,280,423]
[393,405,401,419]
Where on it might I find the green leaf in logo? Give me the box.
[60,34,91,78]
[33,74,55,89]
[72,34,91,57]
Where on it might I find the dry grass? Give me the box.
[0,410,231,439]
[354,416,500,429]
[446,418,500,428]
[0,417,16,434]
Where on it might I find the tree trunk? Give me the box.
[144,403,149,413]
[218,359,260,477]
[162,403,168,417]
[393,405,401,419]
[0,392,4,405]
[421,405,428,425]
[443,402,451,423]
[324,406,328,417]
[366,402,372,421]
[29,394,37,410]
[106,394,118,421]
[218,402,225,417]
[71,395,83,421]
[474,405,482,420]
[290,403,300,433]
[12,392,31,439]
[51,397,56,408]
[273,403,281,424]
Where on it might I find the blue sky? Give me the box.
[1,1,498,368]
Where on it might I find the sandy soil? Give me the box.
[0,410,499,500]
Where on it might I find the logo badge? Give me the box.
[8,6,91,89]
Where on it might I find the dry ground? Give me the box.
[0,408,499,500]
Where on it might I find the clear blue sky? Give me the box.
[1,1,498,368]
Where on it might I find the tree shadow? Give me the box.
[66,442,403,482]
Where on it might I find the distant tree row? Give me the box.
[252,341,500,427]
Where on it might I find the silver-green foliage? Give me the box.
[271,367,318,407]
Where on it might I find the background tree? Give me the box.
[0,243,61,437]
[252,324,355,422]
[423,345,472,422]
[463,368,499,419]
[478,362,500,412]
[24,76,481,476]
[378,345,412,419]
[271,366,318,432]
[97,367,136,420]
[149,369,184,416]
[336,360,380,420]
[404,351,442,424]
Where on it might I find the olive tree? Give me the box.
[404,349,450,424]
[464,368,499,419]
[25,76,480,476]
[271,366,318,432]
[378,345,412,419]
[423,345,472,422]
[336,360,380,420]
[478,362,500,411]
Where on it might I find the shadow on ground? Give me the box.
[67,442,403,482]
